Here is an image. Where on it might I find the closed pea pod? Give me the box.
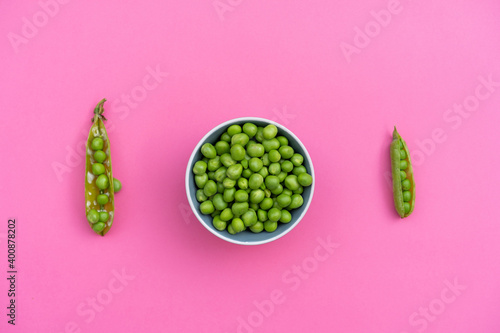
[85,99,116,236]
[390,127,415,218]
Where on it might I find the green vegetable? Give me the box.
[85,99,117,236]
[192,122,313,235]
[113,178,122,193]
[94,150,107,163]
[390,127,415,218]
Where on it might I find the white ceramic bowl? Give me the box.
[185,117,314,245]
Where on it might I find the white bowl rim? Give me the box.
[185,116,315,245]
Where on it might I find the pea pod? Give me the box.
[390,127,415,218]
[85,99,115,235]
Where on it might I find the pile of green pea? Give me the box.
[192,123,313,234]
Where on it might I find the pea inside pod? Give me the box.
[390,127,415,218]
[85,99,116,235]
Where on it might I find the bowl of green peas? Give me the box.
[186,117,314,245]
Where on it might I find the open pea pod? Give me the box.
[85,99,115,235]
[390,127,415,218]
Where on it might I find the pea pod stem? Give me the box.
[92,98,107,122]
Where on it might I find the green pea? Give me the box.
[238,177,249,190]
[223,177,237,189]
[279,146,294,160]
[214,167,227,182]
[403,191,411,202]
[249,173,264,190]
[400,160,408,170]
[249,158,263,172]
[242,210,258,227]
[249,202,259,211]
[203,180,218,196]
[403,202,411,214]
[284,175,300,191]
[264,188,272,198]
[196,189,208,202]
[91,137,104,151]
[292,166,307,176]
[263,124,278,140]
[269,162,281,175]
[217,182,225,194]
[264,220,278,232]
[232,202,249,217]
[282,189,293,197]
[280,210,292,223]
[400,149,407,160]
[250,221,264,233]
[99,211,109,222]
[281,160,294,173]
[260,197,274,210]
[226,164,243,180]
[276,136,288,146]
[227,224,236,234]
[400,171,407,180]
[242,169,252,179]
[230,144,246,161]
[261,154,270,166]
[193,161,207,175]
[265,175,280,190]
[92,163,105,176]
[113,178,122,193]
[293,186,304,195]
[235,190,249,202]
[243,123,258,138]
[221,132,231,142]
[269,150,281,163]
[207,157,221,172]
[241,159,249,169]
[255,127,265,142]
[212,215,227,231]
[201,143,217,159]
[262,138,280,152]
[223,188,236,202]
[277,194,291,208]
[200,201,215,215]
[298,173,313,187]
[257,209,268,222]
[227,124,242,137]
[212,194,228,210]
[247,189,264,204]
[92,222,106,233]
[87,209,99,223]
[208,171,215,180]
[270,184,283,196]
[231,133,249,147]
[220,208,234,221]
[267,208,281,222]
[97,194,109,205]
[215,141,230,155]
[277,171,287,183]
[195,174,208,188]
[247,143,265,158]
[96,174,109,190]
[94,150,107,163]
[402,179,411,190]
[220,153,235,167]
[291,153,304,166]
[288,194,304,209]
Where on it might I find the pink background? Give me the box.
[1,1,500,332]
